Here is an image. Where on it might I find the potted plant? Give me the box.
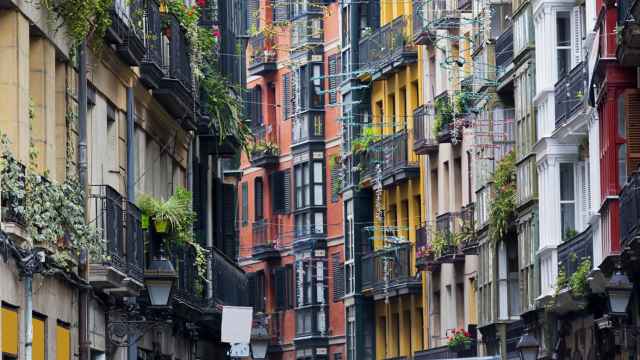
[447,328,472,353]
[138,187,194,235]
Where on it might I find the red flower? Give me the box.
[212,29,220,38]
[196,0,206,6]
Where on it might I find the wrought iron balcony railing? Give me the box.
[555,61,587,128]
[251,219,280,260]
[495,26,513,78]
[248,32,277,76]
[427,0,461,30]
[90,185,126,274]
[140,0,166,89]
[211,247,248,306]
[557,227,592,285]
[125,201,145,283]
[617,0,640,65]
[362,243,419,294]
[105,0,146,66]
[358,16,417,79]
[358,129,419,186]
[412,105,438,155]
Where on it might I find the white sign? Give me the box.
[221,306,253,344]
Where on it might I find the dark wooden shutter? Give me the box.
[247,272,257,308]
[282,73,291,120]
[271,171,285,214]
[222,183,237,257]
[286,264,294,308]
[331,157,341,202]
[328,54,337,104]
[332,253,344,302]
[283,169,291,213]
[274,267,286,310]
[256,271,265,312]
[625,89,640,174]
[241,182,249,225]
[255,177,264,220]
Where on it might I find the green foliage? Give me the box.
[563,228,578,241]
[352,127,381,155]
[430,230,450,257]
[447,329,472,351]
[42,0,114,48]
[453,92,472,115]
[569,259,591,298]
[0,134,103,269]
[250,141,279,156]
[138,188,207,279]
[489,151,517,241]
[433,96,453,134]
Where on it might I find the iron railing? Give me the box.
[380,130,416,173]
[90,185,126,273]
[621,171,640,247]
[162,14,194,92]
[557,227,593,282]
[426,0,461,30]
[413,105,438,154]
[170,242,207,307]
[495,26,513,78]
[142,0,165,68]
[362,243,415,291]
[358,16,415,75]
[248,32,277,69]
[555,61,587,127]
[125,201,145,283]
[211,247,248,306]
[252,219,279,248]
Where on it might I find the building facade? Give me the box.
[0,0,248,359]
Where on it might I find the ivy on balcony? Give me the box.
[489,150,516,241]
[44,0,114,47]
[0,133,103,270]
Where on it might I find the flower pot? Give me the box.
[154,219,169,234]
[141,214,150,230]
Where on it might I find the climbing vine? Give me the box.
[489,151,516,242]
[41,0,114,48]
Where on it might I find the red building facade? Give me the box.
[238,1,345,359]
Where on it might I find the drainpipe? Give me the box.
[77,41,90,360]
[24,275,32,360]
[126,86,138,360]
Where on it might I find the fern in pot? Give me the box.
[138,187,194,235]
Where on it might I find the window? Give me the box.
[295,163,310,209]
[313,162,324,206]
[56,322,71,360]
[2,305,19,359]
[33,315,45,360]
[241,182,248,226]
[560,163,576,240]
[107,103,117,171]
[255,177,264,220]
[556,11,571,78]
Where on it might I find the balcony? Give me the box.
[617,0,640,65]
[412,105,438,155]
[170,242,209,310]
[105,0,146,66]
[620,172,640,267]
[495,26,513,79]
[553,227,592,313]
[290,16,324,54]
[460,203,477,253]
[415,344,476,359]
[362,243,421,299]
[140,0,165,89]
[248,33,277,77]
[426,0,462,30]
[210,247,248,306]
[555,62,587,128]
[88,185,144,296]
[249,128,279,168]
[253,313,283,352]
[153,14,197,128]
[413,0,433,45]
[358,16,417,81]
[252,219,280,261]
[415,224,436,270]
[357,130,419,187]
[433,212,471,262]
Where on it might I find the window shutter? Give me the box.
[625,89,640,173]
[572,6,583,67]
[248,0,259,33]
[283,168,292,213]
[581,162,591,228]
[223,183,237,257]
[273,0,289,23]
[242,182,249,225]
[331,157,341,202]
[291,69,298,116]
[247,272,257,308]
[328,55,337,104]
[271,171,286,214]
[255,177,264,220]
[332,253,344,302]
[275,268,286,310]
[286,264,295,308]
[282,73,291,120]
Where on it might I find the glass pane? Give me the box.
[314,162,323,183]
[556,12,571,46]
[619,144,628,188]
[559,163,574,201]
[315,212,324,234]
[561,203,575,238]
[314,185,323,205]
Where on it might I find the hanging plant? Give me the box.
[488,151,516,242]
[137,187,208,279]
[351,127,381,155]
[433,96,453,134]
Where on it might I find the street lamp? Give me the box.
[516,330,540,360]
[605,269,633,316]
[145,257,177,307]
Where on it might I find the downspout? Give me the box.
[77,41,90,360]
[126,86,137,360]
